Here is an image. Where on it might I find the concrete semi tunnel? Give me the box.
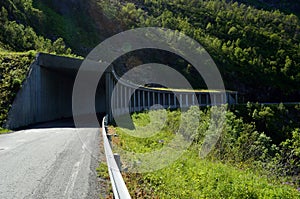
[5,53,107,129]
[5,53,238,130]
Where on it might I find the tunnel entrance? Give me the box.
[5,53,107,129]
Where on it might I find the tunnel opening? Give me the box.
[5,53,107,129]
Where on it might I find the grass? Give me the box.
[111,110,300,198]
[33,0,101,55]
[0,51,35,55]
[96,162,110,180]
[121,149,300,198]
[96,162,114,199]
[0,128,10,134]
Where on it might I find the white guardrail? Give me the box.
[102,117,131,199]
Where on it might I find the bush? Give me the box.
[0,52,35,126]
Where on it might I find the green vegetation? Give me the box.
[32,0,102,55]
[96,162,110,180]
[123,150,300,198]
[101,0,300,102]
[0,127,10,134]
[1,0,299,102]
[0,52,35,127]
[0,0,298,197]
[113,105,300,198]
[0,0,78,127]
[0,0,72,54]
[96,162,114,198]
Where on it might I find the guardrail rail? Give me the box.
[102,116,131,199]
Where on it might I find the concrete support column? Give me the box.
[113,80,116,111]
[180,94,182,107]
[186,94,188,107]
[131,88,134,113]
[192,94,195,105]
[174,94,177,108]
[142,91,145,110]
[128,87,132,113]
[148,91,150,108]
[168,93,171,108]
[120,86,123,114]
[235,93,238,104]
[213,94,217,105]
[138,90,141,112]
[153,92,155,106]
[158,92,161,106]
[133,90,136,112]
[124,86,127,114]
[116,85,123,110]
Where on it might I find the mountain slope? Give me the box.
[107,0,300,102]
[1,0,300,129]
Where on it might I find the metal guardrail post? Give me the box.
[107,134,112,148]
[114,154,122,171]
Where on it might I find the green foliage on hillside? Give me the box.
[0,0,72,54]
[32,0,103,55]
[2,0,299,102]
[0,51,35,127]
[0,0,79,127]
[103,0,300,102]
[114,105,300,198]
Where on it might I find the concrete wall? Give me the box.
[5,61,75,129]
[5,54,107,129]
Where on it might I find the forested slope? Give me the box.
[1,0,300,128]
[1,0,300,102]
[0,0,74,128]
[103,0,300,102]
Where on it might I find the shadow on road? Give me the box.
[23,112,107,130]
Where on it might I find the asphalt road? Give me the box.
[0,127,101,199]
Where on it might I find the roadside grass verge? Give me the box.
[122,149,300,198]
[96,162,114,199]
[111,109,300,198]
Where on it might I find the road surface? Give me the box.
[0,127,101,199]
